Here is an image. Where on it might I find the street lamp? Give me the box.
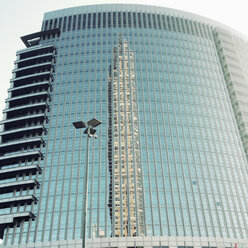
[73,118,102,248]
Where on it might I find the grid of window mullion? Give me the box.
[143,30,162,236]
[97,12,102,28]
[69,26,85,240]
[153,30,173,237]
[94,28,106,237]
[152,14,156,29]
[122,31,132,236]
[72,15,77,30]
[92,13,96,28]
[44,20,49,31]
[118,12,122,27]
[87,13,92,29]
[148,28,168,236]
[58,17,62,29]
[156,14,161,30]
[166,31,186,236]
[55,42,74,241]
[133,12,137,28]
[49,19,53,30]
[142,13,147,28]
[187,38,220,237]
[175,17,181,32]
[127,12,132,27]
[137,13,142,28]
[134,26,147,236]
[40,34,69,241]
[137,29,155,235]
[123,12,127,28]
[82,14,87,29]
[77,14,81,29]
[107,25,114,237]
[176,29,206,237]
[62,16,67,32]
[53,18,58,29]
[170,31,193,236]
[179,37,213,236]
[160,32,177,236]
[201,36,236,237]
[212,38,248,237]
[147,13,152,29]
[129,25,143,236]
[192,21,199,36]
[202,65,235,237]
[65,34,80,241]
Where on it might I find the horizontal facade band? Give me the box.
[17,44,55,56]
[8,81,51,93]
[0,179,40,194]
[5,91,50,103]
[15,52,54,66]
[0,113,48,125]
[0,137,45,153]
[0,195,38,209]
[0,125,46,137]
[0,164,42,180]
[13,61,53,74]
[3,102,49,114]
[0,211,35,226]
[10,71,52,83]
[0,150,43,167]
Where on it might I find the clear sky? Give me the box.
[1,0,248,118]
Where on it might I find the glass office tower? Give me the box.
[0,4,248,248]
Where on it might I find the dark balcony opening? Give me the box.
[0,151,43,168]
[12,73,51,88]
[1,125,45,142]
[17,54,54,69]
[2,129,43,144]
[19,46,54,60]
[15,64,52,78]
[0,225,4,241]
[0,165,41,180]
[9,95,48,109]
[0,139,44,157]
[7,104,47,119]
[11,82,50,98]
[3,115,46,131]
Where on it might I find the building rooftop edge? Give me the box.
[43,3,248,40]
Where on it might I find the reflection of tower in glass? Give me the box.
[108,37,144,237]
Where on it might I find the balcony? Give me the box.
[8,81,51,95]
[0,125,46,140]
[0,211,35,226]
[0,150,43,167]
[0,195,38,209]
[16,52,54,68]
[6,91,50,104]
[11,71,53,88]
[0,164,42,180]
[0,179,40,194]
[0,137,45,155]
[1,113,48,131]
[18,44,55,59]
[4,102,49,117]
[14,62,53,78]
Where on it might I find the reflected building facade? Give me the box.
[108,37,145,237]
[0,4,248,248]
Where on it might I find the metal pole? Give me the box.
[82,125,90,248]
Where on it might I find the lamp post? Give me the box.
[73,118,102,248]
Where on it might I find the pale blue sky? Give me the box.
[1,0,248,118]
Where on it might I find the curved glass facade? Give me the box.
[1,4,248,248]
